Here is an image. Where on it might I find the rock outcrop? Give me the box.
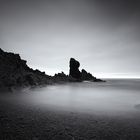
[69,58,82,80]
[81,69,95,81]
[0,48,51,90]
[0,49,104,91]
[69,58,104,82]
[53,72,69,82]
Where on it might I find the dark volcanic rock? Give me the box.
[0,48,51,90]
[69,58,82,80]
[81,69,95,81]
[54,72,69,82]
[69,58,104,82]
[53,72,78,82]
[81,69,104,82]
[0,48,104,91]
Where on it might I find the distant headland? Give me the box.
[0,48,104,91]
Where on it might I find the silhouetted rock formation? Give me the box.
[69,58,82,80]
[69,58,104,82]
[53,72,69,82]
[0,48,52,91]
[0,49,104,91]
[81,69,95,80]
[53,71,78,82]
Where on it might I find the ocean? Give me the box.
[10,78,140,116]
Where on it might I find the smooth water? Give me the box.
[19,79,140,115]
[1,79,140,115]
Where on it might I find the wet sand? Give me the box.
[1,96,140,140]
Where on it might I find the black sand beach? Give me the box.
[1,83,140,140]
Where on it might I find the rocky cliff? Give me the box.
[0,48,52,90]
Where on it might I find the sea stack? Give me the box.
[69,58,81,80]
[69,58,104,82]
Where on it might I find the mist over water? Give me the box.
[1,79,140,116]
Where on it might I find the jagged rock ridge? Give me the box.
[0,48,52,90]
[0,49,104,91]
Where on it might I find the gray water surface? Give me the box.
[17,79,140,115]
[1,79,140,116]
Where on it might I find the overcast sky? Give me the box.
[1,0,140,78]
